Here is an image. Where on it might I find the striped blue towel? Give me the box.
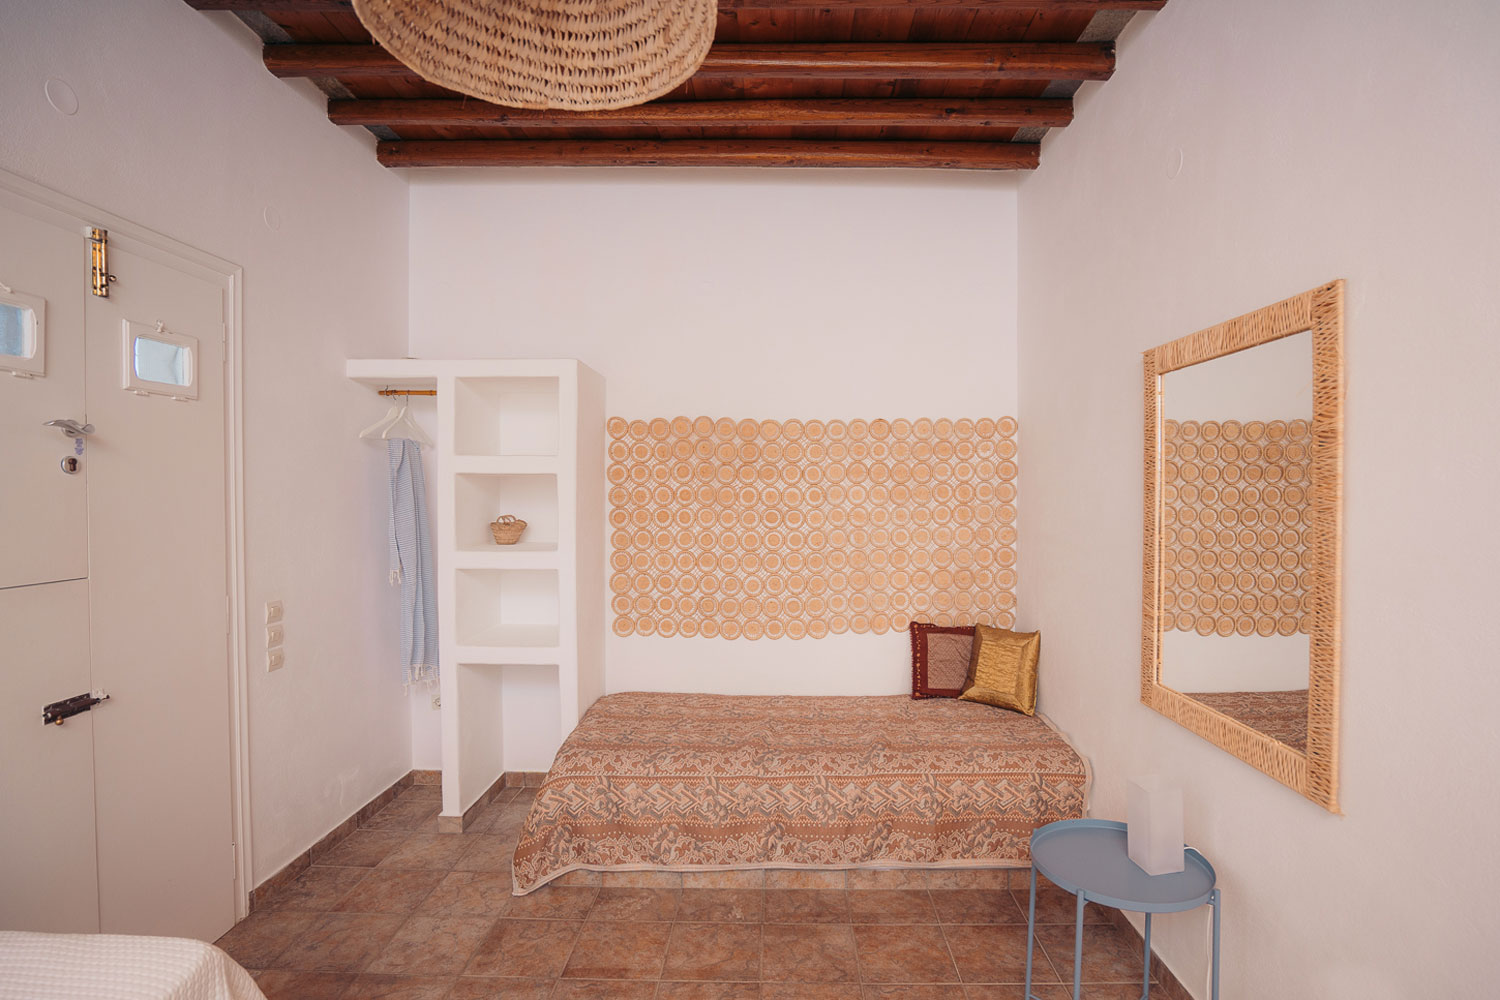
[388,438,438,684]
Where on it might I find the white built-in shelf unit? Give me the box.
[348,359,605,826]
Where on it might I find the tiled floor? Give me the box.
[219,784,1157,1000]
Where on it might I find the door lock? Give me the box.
[44,418,94,440]
[43,691,110,726]
[60,456,81,475]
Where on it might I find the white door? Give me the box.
[0,200,98,932]
[86,237,235,940]
[0,192,236,942]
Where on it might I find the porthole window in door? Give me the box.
[0,285,46,377]
[122,319,198,400]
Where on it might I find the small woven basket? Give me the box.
[490,515,527,545]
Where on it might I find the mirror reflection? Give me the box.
[1158,330,1314,750]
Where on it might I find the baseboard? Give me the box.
[1103,906,1196,1000]
[436,770,546,832]
[247,771,413,912]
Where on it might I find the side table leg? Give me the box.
[1073,892,1085,1000]
[1210,888,1221,1000]
[1024,867,1038,1000]
[1142,911,1152,1000]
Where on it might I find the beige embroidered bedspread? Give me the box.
[512,692,1089,894]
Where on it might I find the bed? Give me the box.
[0,932,263,1000]
[512,692,1090,894]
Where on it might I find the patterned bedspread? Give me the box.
[1187,689,1308,752]
[512,692,1090,894]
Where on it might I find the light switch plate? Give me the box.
[267,648,285,672]
[265,600,284,624]
[266,624,284,647]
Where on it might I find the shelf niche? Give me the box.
[455,473,559,553]
[454,376,560,458]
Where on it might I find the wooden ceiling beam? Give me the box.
[330,97,1073,129]
[269,42,1113,82]
[376,139,1040,170]
[189,1,1162,10]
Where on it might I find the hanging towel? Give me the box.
[388,438,438,685]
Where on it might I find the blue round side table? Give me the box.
[1024,819,1221,1000]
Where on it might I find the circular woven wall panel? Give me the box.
[609,417,1020,639]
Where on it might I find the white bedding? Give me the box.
[0,932,264,1000]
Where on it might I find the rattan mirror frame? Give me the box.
[1142,280,1344,812]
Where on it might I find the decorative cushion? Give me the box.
[909,622,976,698]
[959,624,1041,715]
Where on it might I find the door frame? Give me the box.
[0,169,254,919]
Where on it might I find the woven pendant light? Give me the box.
[351,0,718,111]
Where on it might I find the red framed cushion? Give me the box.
[909,622,976,699]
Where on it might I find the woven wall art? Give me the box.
[607,416,1019,640]
[1161,418,1313,637]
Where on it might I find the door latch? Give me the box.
[44,419,94,440]
[43,691,109,726]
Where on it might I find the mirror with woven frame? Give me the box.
[1142,281,1344,811]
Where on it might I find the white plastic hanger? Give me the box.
[359,395,433,448]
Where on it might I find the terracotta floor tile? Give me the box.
[1033,924,1151,985]
[339,973,456,999]
[249,969,355,999]
[662,922,762,981]
[929,890,1025,926]
[760,986,861,1000]
[678,889,764,923]
[764,890,850,924]
[556,870,605,887]
[455,835,517,873]
[656,983,762,1000]
[761,924,858,984]
[553,982,658,1000]
[269,866,370,911]
[270,911,406,973]
[214,909,315,967]
[924,871,1013,891]
[446,977,555,1000]
[483,808,531,841]
[966,988,1141,1000]
[590,887,682,922]
[562,920,672,979]
[1009,887,1109,927]
[378,833,474,871]
[362,797,442,833]
[317,831,410,868]
[848,890,937,925]
[765,871,846,890]
[505,885,599,920]
[417,871,515,918]
[850,925,957,984]
[846,871,928,891]
[464,918,582,978]
[682,871,766,889]
[336,869,447,914]
[366,914,496,975]
[599,871,685,889]
[942,925,1057,986]
[862,987,968,1000]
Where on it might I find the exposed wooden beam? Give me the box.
[375,139,1039,170]
[269,42,1113,82]
[189,1,1162,10]
[330,97,1073,129]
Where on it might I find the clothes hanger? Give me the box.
[360,393,433,448]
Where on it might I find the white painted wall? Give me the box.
[0,0,413,886]
[1017,1,1500,996]
[409,171,1021,712]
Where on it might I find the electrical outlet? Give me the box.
[267,649,285,672]
[266,624,284,647]
[265,600,284,624]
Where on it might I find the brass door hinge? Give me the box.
[89,227,117,297]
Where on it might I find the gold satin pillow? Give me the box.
[958,625,1041,715]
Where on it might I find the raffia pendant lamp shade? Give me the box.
[351,0,718,111]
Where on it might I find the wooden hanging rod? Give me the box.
[378,388,437,396]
